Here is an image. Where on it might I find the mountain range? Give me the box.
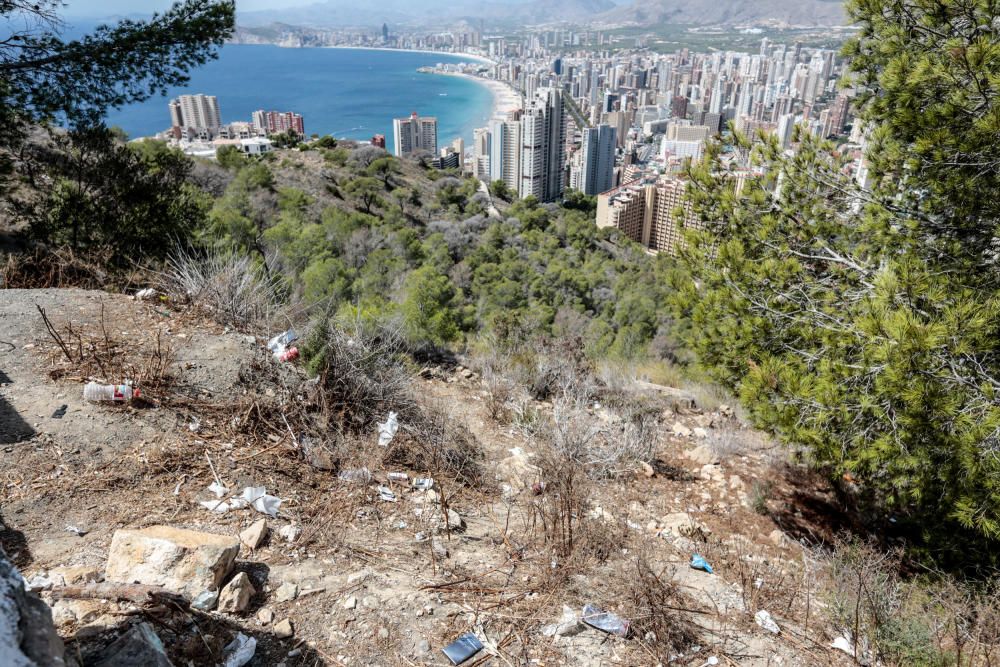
[236,0,848,29]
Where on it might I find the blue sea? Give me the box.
[102,45,494,154]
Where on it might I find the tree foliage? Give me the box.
[669,0,1000,557]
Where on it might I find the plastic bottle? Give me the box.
[83,382,139,402]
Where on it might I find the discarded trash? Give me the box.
[690,554,713,573]
[754,609,780,634]
[338,467,372,483]
[83,382,139,402]
[200,485,282,517]
[278,346,299,362]
[412,477,434,490]
[441,633,483,665]
[243,486,282,517]
[135,287,157,301]
[377,486,398,502]
[378,412,399,447]
[581,603,629,636]
[208,482,229,499]
[51,404,68,419]
[188,418,201,433]
[267,330,298,360]
[831,636,855,656]
[222,632,257,667]
[25,573,53,592]
[541,605,585,637]
[387,472,409,483]
[65,525,87,536]
[531,481,546,495]
[697,658,720,667]
[192,590,219,611]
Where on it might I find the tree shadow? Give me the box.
[67,606,323,666]
[0,394,34,444]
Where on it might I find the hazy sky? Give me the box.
[64,0,307,17]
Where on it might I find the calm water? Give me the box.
[103,45,494,153]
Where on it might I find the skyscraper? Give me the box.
[519,87,566,202]
[169,94,222,132]
[578,124,616,195]
[488,115,522,194]
[392,112,437,157]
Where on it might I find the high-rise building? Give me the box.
[488,115,522,194]
[169,94,222,133]
[519,87,566,202]
[596,176,702,254]
[392,112,438,157]
[578,124,616,195]
[473,127,490,180]
[251,110,305,136]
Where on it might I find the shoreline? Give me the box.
[323,45,495,66]
[427,70,522,123]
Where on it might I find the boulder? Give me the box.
[683,445,718,465]
[671,421,693,437]
[0,549,67,667]
[218,573,255,613]
[273,618,294,639]
[274,582,298,603]
[91,622,172,667]
[105,526,240,599]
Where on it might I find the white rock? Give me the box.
[692,427,709,438]
[672,421,693,437]
[278,524,301,543]
[105,526,240,599]
[218,572,255,613]
[343,596,358,610]
[274,582,298,603]
[754,609,780,634]
[273,618,294,639]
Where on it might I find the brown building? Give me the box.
[595,176,702,254]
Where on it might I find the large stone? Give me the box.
[273,618,294,639]
[684,444,718,465]
[91,622,172,667]
[0,549,67,667]
[105,526,240,599]
[218,572,255,613]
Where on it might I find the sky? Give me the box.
[64,0,309,17]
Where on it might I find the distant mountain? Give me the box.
[597,0,847,27]
[237,0,614,29]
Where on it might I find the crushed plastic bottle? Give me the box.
[83,382,138,402]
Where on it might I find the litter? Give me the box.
[278,524,301,543]
[208,482,229,498]
[378,412,399,447]
[278,347,299,362]
[200,485,282,517]
[690,554,713,573]
[65,525,87,536]
[134,288,157,301]
[412,477,434,490]
[266,329,298,360]
[697,658,720,667]
[831,636,855,656]
[51,404,68,419]
[387,472,409,483]
[581,603,629,636]
[754,609,780,634]
[338,467,372,483]
[377,486,398,502]
[541,605,585,637]
[441,632,483,665]
[83,382,139,402]
[222,632,257,667]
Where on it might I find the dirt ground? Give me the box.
[0,288,856,666]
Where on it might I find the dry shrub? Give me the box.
[1,246,123,289]
[38,302,175,396]
[386,403,485,488]
[826,541,1000,666]
[160,247,280,332]
[619,556,703,658]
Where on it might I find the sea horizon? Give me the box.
[102,44,495,153]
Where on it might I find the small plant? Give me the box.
[750,479,773,515]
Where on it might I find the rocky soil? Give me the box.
[0,288,855,666]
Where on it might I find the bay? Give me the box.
[102,44,494,153]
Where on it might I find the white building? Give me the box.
[393,112,438,157]
[519,87,566,202]
[169,94,222,133]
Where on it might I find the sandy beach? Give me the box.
[430,70,523,121]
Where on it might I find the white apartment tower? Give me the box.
[168,94,222,131]
[519,87,566,202]
[393,112,438,157]
[488,116,522,194]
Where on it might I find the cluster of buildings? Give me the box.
[390,112,466,170]
[163,94,305,156]
[446,34,862,254]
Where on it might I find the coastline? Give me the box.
[428,70,522,123]
[324,45,495,66]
